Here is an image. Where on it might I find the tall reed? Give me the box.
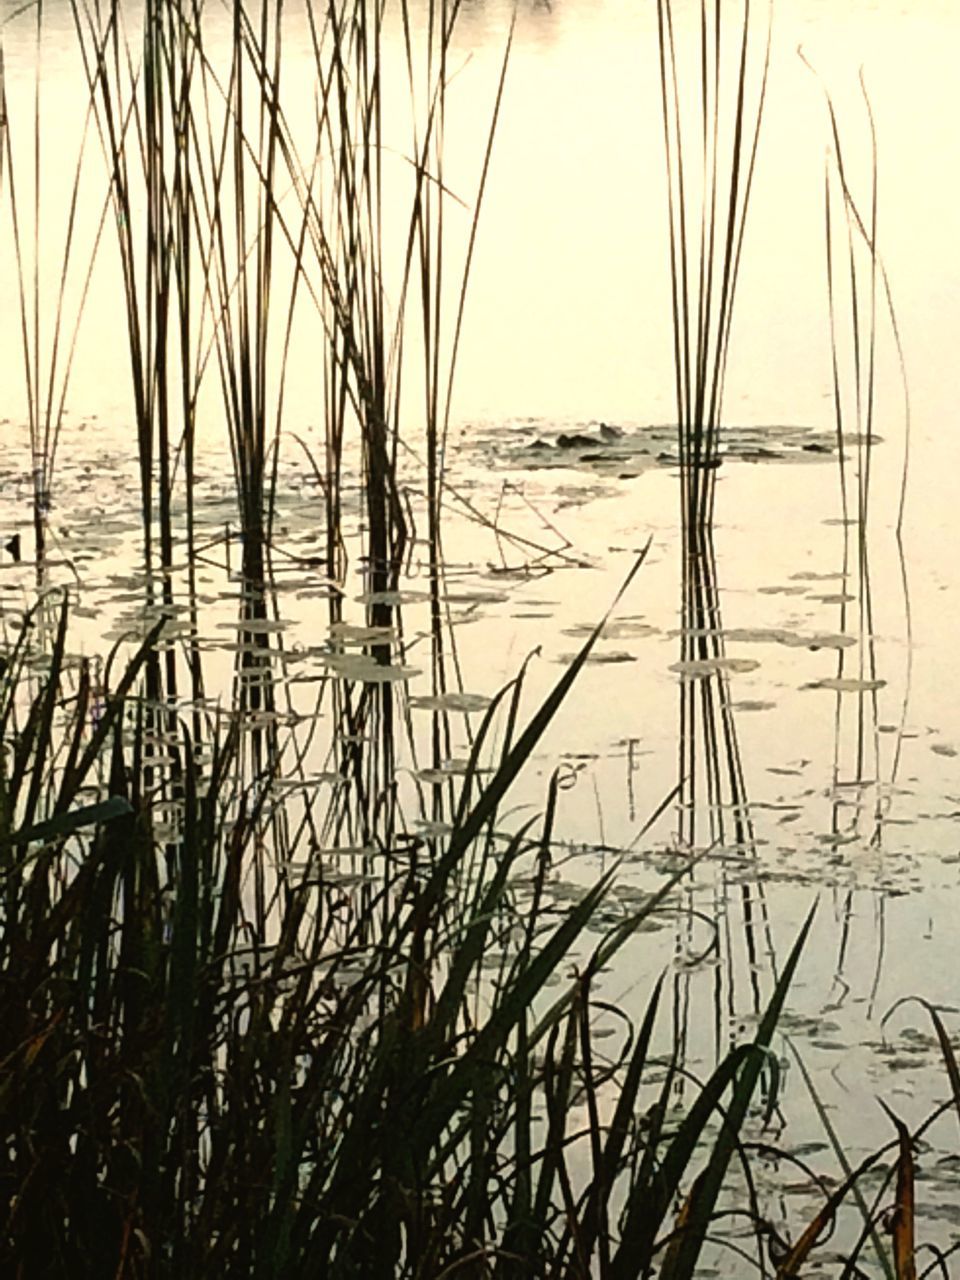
[261,0,515,846]
[2,1,102,570]
[655,0,771,532]
[804,57,912,843]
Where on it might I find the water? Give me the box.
[2,0,960,1269]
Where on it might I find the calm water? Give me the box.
[2,0,960,1267]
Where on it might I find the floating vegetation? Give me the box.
[320,654,421,684]
[441,588,508,606]
[355,589,431,607]
[328,622,399,646]
[670,656,761,679]
[674,625,856,650]
[558,649,638,665]
[469,418,846,482]
[408,691,492,713]
[215,617,289,634]
[803,677,887,693]
[272,772,344,790]
[563,617,659,640]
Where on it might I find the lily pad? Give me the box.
[669,657,760,678]
[802,677,886,693]
[322,653,420,684]
[408,691,491,713]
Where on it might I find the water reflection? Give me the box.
[670,521,780,1073]
[1,0,960,1265]
[817,66,913,858]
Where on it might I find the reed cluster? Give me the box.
[655,0,771,532]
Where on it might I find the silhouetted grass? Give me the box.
[0,581,817,1278]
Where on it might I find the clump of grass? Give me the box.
[0,582,816,1278]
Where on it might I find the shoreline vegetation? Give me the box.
[0,1,948,1276]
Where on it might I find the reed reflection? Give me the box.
[672,520,778,1082]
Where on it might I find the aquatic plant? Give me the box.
[655,0,772,531]
[1,2,102,569]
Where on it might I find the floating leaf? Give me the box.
[676,626,854,650]
[564,618,657,641]
[355,589,430,606]
[216,618,288,634]
[328,622,398,646]
[803,677,886,693]
[442,589,508,605]
[322,653,420,684]
[413,819,454,837]
[789,571,846,582]
[558,650,637,666]
[793,632,857,650]
[669,657,760,678]
[682,625,787,644]
[414,759,478,784]
[408,692,491,713]
[272,773,344,790]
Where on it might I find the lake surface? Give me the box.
[2,0,960,1269]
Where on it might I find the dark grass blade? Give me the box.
[424,812,541,1048]
[612,1043,753,1275]
[2,795,133,852]
[531,1007,581,1237]
[570,974,667,1276]
[529,846,704,1050]
[57,616,166,806]
[414,865,620,1168]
